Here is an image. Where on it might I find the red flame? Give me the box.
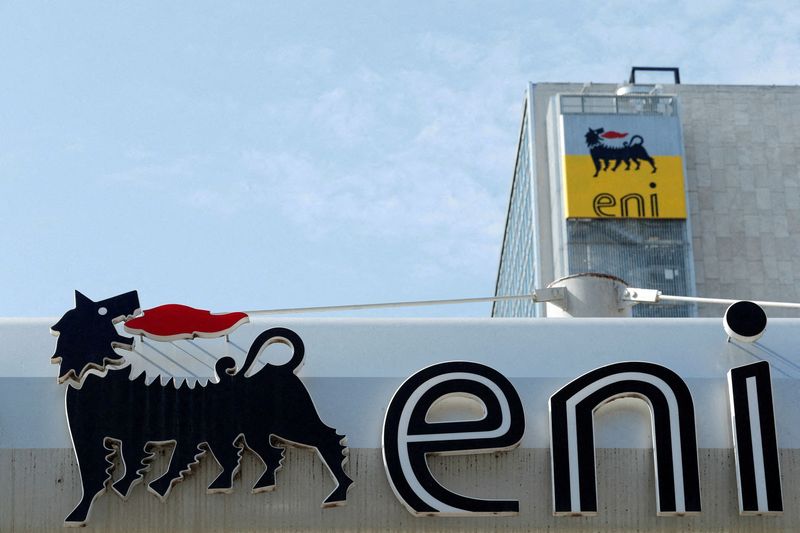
[600,130,628,139]
[124,304,249,341]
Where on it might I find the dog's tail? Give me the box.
[629,135,644,146]
[240,327,306,376]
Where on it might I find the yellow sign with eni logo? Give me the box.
[562,122,687,219]
[563,155,687,218]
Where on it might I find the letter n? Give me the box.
[549,361,701,515]
[728,361,783,514]
[382,361,525,515]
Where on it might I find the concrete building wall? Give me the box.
[678,85,800,316]
[5,448,800,532]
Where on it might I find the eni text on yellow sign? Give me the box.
[562,155,687,219]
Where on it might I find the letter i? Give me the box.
[727,361,783,514]
[649,193,659,217]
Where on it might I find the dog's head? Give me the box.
[50,290,141,384]
[585,127,604,147]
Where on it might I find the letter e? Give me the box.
[382,361,525,516]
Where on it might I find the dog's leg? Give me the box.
[65,438,112,526]
[246,436,285,492]
[207,439,244,493]
[148,442,203,500]
[612,158,623,171]
[592,156,601,177]
[112,441,151,499]
[314,428,353,507]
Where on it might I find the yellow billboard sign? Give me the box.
[563,155,687,218]
[561,119,687,219]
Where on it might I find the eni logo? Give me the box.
[50,291,352,526]
[584,127,661,218]
[49,292,781,524]
[592,181,660,217]
[584,127,657,177]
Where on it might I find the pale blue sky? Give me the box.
[1,1,798,317]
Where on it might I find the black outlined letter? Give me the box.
[728,361,783,514]
[549,361,700,516]
[382,361,525,516]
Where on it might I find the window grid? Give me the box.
[494,116,537,317]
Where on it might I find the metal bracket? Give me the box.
[533,287,566,303]
[621,287,661,304]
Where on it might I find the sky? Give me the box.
[1,1,799,317]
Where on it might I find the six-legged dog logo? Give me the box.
[50,290,352,526]
[585,127,657,177]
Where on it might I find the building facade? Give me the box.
[494,81,800,317]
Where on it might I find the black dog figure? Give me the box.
[51,290,352,526]
[585,127,657,177]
